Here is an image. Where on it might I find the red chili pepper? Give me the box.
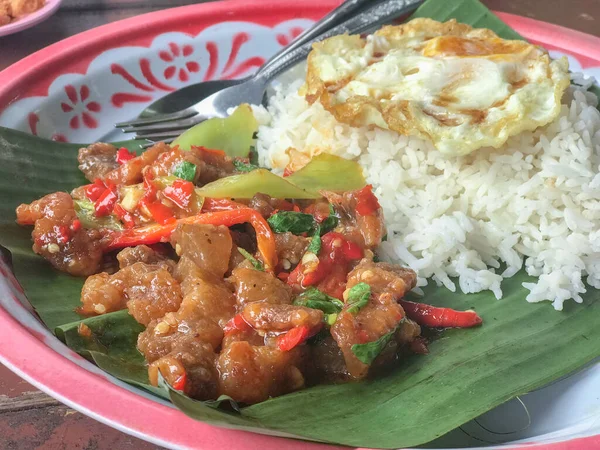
[399,300,483,328]
[84,179,107,202]
[145,200,175,225]
[55,225,71,243]
[223,314,252,336]
[277,272,290,281]
[171,372,186,391]
[94,187,117,217]
[292,204,301,212]
[163,179,194,209]
[106,208,278,271]
[342,240,363,260]
[316,263,347,300]
[113,204,136,229]
[192,146,227,158]
[71,219,82,233]
[283,166,293,177]
[115,147,136,165]
[355,185,381,217]
[277,325,310,351]
[202,198,245,212]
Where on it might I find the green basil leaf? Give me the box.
[346,282,371,314]
[233,159,259,173]
[307,225,321,255]
[294,287,344,314]
[351,328,397,365]
[173,161,197,182]
[237,247,264,271]
[267,211,315,234]
[320,204,339,235]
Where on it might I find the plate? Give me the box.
[0,0,62,38]
[1,1,600,449]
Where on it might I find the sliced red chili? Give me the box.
[163,179,194,209]
[145,200,175,225]
[116,147,136,165]
[71,219,82,233]
[283,166,293,177]
[94,188,118,217]
[171,372,186,391]
[355,185,381,216]
[113,204,136,229]
[223,314,252,336]
[84,179,107,202]
[277,325,310,351]
[399,300,483,328]
[342,240,363,260]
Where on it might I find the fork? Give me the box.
[121,0,424,143]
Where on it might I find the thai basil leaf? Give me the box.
[351,328,397,365]
[320,204,339,235]
[294,287,344,314]
[346,282,371,314]
[233,159,259,173]
[307,225,321,255]
[237,247,264,271]
[267,211,315,234]
[173,161,197,182]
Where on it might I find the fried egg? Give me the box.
[305,18,570,156]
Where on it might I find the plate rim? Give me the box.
[1,2,600,449]
[0,0,62,38]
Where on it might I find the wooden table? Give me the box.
[0,0,598,448]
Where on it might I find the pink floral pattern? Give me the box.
[60,85,102,129]
[160,42,200,82]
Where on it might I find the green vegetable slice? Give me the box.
[195,169,319,199]
[267,211,314,234]
[1,0,600,448]
[346,282,371,314]
[237,247,264,271]
[74,199,123,231]
[286,154,366,193]
[172,104,258,157]
[293,287,344,314]
[173,161,197,181]
[351,328,397,365]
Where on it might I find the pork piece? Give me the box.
[15,192,104,276]
[78,262,182,324]
[308,335,349,382]
[229,267,293,306]
[147,145,234,186]
[346,259,417,302]
[330,260,419,379]
[275,232,310,266]
[177,272,236,328]
[323,189,385,248]
[217,341,305,404]
[248,193,303,219]
[116,244,173,270]
[146,342,219,400]
[103,142,170,186]
[241,302,323,333]
[171,224,232,279]
[77,143,119,182]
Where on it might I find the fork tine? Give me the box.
[121,114,207,134]
[142,138,175,149]
[116,107,198,129]
[134,130,184,141]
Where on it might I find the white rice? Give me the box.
[254,78,600,311]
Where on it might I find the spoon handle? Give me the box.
[254,0,424,84]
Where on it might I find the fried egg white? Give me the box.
[305,18,570,156]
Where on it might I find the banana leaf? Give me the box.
[1,0,600,448]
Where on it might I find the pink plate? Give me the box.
[0,2,600,449]
[0,0,62,37]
